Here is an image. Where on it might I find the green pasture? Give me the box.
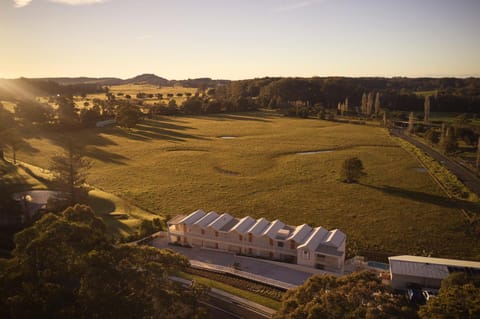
[13,112,480,260]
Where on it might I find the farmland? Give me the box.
[13,111,480,260]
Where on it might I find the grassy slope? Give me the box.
[179,272,281,310]
[14,112,480,260]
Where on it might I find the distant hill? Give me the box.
[29,74,230,88]
[125,73,170,86]
[38,77,124,86]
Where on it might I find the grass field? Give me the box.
[12,111,480,260]
[84,84,198,107]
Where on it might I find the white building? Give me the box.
[167,209,346,273]
[389,255,480,290]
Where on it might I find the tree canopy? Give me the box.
[275,271,417,319]
[49,141,91,208]
[115,103,142,128]
[341,157,365,183]
[419,272,480,319]
[0,204,191,319]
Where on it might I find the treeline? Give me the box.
[214,77,480,113]
[0,78,104,100]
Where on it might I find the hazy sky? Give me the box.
[1,0,479,79]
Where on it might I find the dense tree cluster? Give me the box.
[0,78,104,100]
[214,77,480,114]
[419,272,480,319]
[275,271,417,319]
[0,205,194,319]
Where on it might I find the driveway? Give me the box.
[150,235,319,287]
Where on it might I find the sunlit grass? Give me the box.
[13,112,480,260]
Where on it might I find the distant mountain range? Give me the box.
[33,73,230,88]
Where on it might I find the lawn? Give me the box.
[13,111,480,260]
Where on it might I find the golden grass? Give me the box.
[13,112,480,260]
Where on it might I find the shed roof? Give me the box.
[389,255,480,279]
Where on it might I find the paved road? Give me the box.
[392,128,480,197]
[171,276,274,319]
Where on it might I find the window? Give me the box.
[201,229,205,235]
[269,238,273,246]
[290,240,295,249]
[277,242,284,248]
[215,231,218,237]
[303,250,310,260]
[248,234,252,242]
[239,235,243,241]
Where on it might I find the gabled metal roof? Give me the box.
[230,216,256,234]
[193,211,219,228]
[177,209,205,225]
[208,213,234,230]
[247,218,270,236]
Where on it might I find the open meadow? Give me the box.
[14,112,480,260]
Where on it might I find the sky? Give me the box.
[1,0,479,80]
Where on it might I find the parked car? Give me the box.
[407,289,426,305]
[422,289,437,301]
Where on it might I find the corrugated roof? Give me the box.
[287,224,313,243]
[208,213,234,230]
[220,218,239,232]
[388,255,480,269]
[323,229,345,247]
[247,218,270,236]
[297,227,328,250]
[262,220,286,239]
[230,216,256,234]
[177,209,206,225]
[194,211,219,228]
[389,260,450,279]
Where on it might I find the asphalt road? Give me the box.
[391,128,480,197]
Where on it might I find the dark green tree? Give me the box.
[79,107,101,128]
[181,97,203,115]
[3,128,25,164]
[56,95,78,127]
[14,100,53,125]
[115,103,142,128]
[275,271,417,319]
[419,273,480,319]
[0,204,191,319]
[0,103,15,160]
[341,157,365,183]
[50,141,91,207]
